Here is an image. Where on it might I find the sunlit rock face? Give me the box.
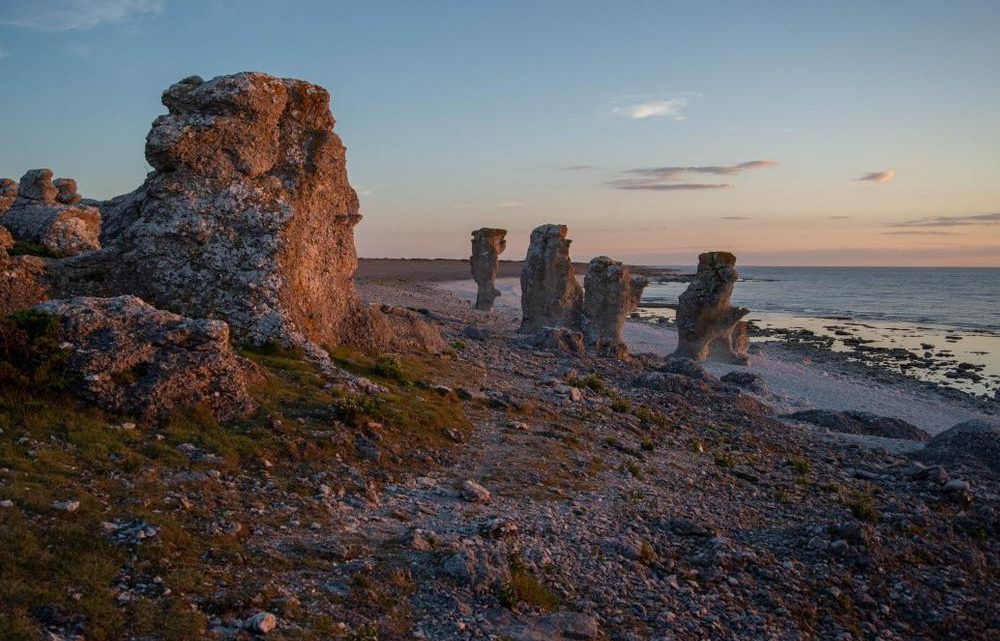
[672,251,750,364]
[470,227,507,311]
[519,224,583,333]
[96,72,364,348]
[583,256,648,358]
[1,169,101,257]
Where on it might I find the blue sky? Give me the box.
[1,0,998,265]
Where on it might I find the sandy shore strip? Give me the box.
[434,276,996,436]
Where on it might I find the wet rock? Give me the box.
[582,255,647,357]
[528,326,586,355]
[0,169,101,256]
[34,295,259,422]
[916,419,1000,474]
[470,227,506,311]
[783,409,930,442]
[519,224,583,333]
[672,251,750,363]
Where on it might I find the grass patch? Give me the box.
[7,241,63,258]
[845,490,879,523]
[497,556,561,611]
[570,372,608,395]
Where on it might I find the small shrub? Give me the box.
[498,556,560,611]
[624,462,642,478]
[789,456,811,476]
[609,398,631,413]
[846,491,879,522]
[640,437,654,452]
[373,354,407,382]
[451,339,467,351]
[571,372,607,395]
[714,453,735,469]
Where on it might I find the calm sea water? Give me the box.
[643,267,1000,332]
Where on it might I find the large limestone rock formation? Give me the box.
[519,224,583,333]
[68,71,440,354]
[672,252,750,363]
[0,169,101,256]
[470,228,506,311]
[0,179,16,213]
[34,296,259,422]
[0,218,49,316]
[582,256,648,357]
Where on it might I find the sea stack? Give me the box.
[470,227,507,311]
[0,169,101,256]
[672,251,750,363]
[518,224,583,333]
[583,256,648,357]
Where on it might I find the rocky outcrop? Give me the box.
[0,179,16,213]
[0,169,101,256]
[56,72,440,356]
[519,224,582,333]
[527,326,586,355]
[916,419,1000,474]
[582,256,647,357]
[784,409,930,442]
[34,296,259,422]
[0,225,48,316]
[672,252,750,363]
[470,228,506,311]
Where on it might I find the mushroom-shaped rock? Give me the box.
[0,169,101,256]
[519,224,583,333]
[33,296,260,422]
[470,227,507,311]
[582,256,648,357]
[672,252,750,363]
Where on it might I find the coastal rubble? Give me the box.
[672,251,750,363]
[470,227,506,311]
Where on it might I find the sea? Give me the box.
[639,267,1000,399]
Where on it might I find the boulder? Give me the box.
[470,228,507,311]
[582,256,647,357]
[519,224,583,333]
[0,254,49,316]
[916,419,1000,474]
[0,227,13,254]
[0,178,16,213]
[33,296,259,422]
[720,370,769,395]
[784,409,930,442]
[60,72,439,356]
[528,326,586,355]
[672,252,750,363]
[0,169,101,256]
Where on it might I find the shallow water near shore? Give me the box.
[640,267,1000,399]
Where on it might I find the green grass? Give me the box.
[570,372,608,395]
[497,556,561,611]
[845,490,879,523]
[7,241,63,258]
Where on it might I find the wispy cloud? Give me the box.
[609,92,699,121]
[608,160,776,191]
[881,230,958,236]
[829,215,851,220]
[496,201,525,209]
[890,212,1000,228]
[0,0,164,31]
[721,216,750,220]
[857,169,895,183]
[560,165,595,171]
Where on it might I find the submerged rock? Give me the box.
[34,295,259,422]
[470,227,506,311]
[784,409,930,441]
[0,169,101,256]
[672,251,750,363]
[519,224,583,333]
[582,255,647,357]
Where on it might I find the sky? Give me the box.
[1,0,998,266]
